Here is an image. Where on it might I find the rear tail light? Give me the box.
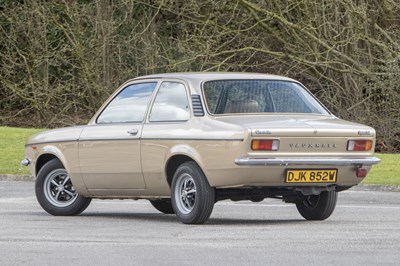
[251,139,280,151]
[356,168,368,178]
[347,140,373,151]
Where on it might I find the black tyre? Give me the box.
[35,159,91,216]
[171,161,215,224]
[296,191,338,220]
[149,199,174,214]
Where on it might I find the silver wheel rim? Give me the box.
[174,173,196,214]
[43,169,78,208]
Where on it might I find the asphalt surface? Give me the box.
[0,181,399,266]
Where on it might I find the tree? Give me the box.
[0,0,398,151]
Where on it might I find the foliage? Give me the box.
[0,0,399,151]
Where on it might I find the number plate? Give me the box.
[285,169,337,183]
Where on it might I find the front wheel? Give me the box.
[35,159,91,216]
[296,191,338,220]
[171,162,215,224]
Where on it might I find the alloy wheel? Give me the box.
[43,169,78,208]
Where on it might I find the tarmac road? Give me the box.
[0,181,399,266]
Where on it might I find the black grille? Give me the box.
[191,95,205,117]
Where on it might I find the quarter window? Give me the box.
[97,82,157,124]
[150,82,190,122]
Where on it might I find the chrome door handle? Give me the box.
[127,129,138,135]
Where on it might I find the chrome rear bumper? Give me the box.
[235,157,381,166]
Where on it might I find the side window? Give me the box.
[149,82,190,122]
[97,82,157,124]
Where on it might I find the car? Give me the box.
[21,72,380,224]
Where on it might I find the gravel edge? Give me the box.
[0,174,35,182]
[1,174,399,192]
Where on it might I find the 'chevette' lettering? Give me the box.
[254,129,272,135]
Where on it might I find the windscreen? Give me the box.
[203,80,329,115]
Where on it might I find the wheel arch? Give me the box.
[34,147,90,196]
[33,143,75,177]
[164,143,210,187]
[165,154,207,187]
[36,153,60,175]
[165,155,193,187]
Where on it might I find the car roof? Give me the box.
[127,72,300,95]
[132,72,296,82]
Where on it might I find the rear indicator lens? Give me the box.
[251,139,280,151]
[347,140,373,151]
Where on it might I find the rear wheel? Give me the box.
[149,199,174,214]
[35,159,91,216]
[296,191,337,220]
[171,161,215,224]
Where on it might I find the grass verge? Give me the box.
[0,126,44,175]
[363,154,399,185]
[0,127,398,185]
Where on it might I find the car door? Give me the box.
[140,81,192,190]
[78,81,158,190]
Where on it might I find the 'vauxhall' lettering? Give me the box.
[289,143,337,149]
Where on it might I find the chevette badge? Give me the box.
[289,143,337,149]
[254,129,272,135]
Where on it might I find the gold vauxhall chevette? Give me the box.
[21,73,380,224]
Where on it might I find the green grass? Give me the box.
[0,127,399,185]
[363,154,400,185]
[0,126,44,175]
